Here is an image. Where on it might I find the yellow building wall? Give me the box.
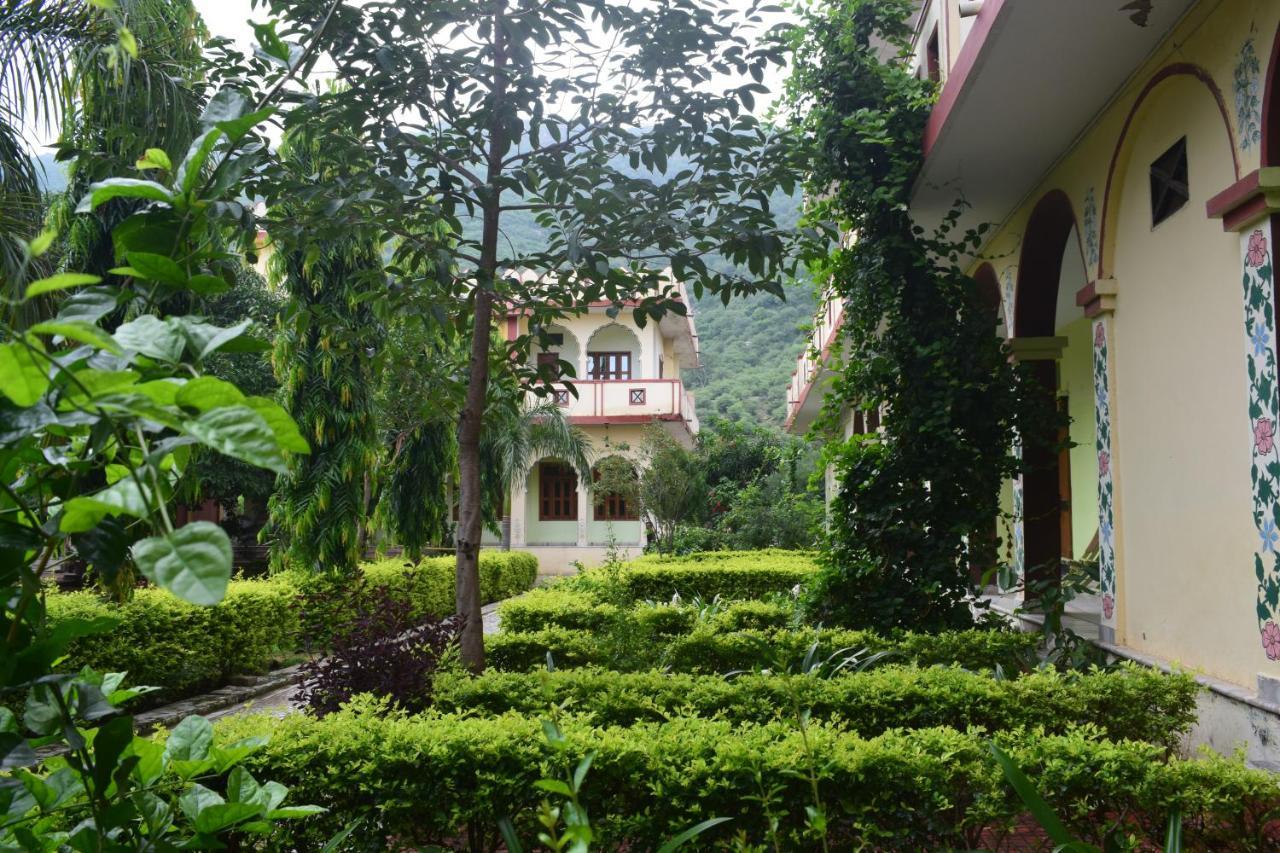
[975,0,1280,688]
[1059,317,1098,560]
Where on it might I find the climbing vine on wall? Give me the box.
[785,0,1055,632]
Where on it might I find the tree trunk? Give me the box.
[455,2,508,672]
[455,287,493,672]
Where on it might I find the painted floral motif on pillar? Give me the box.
[1234,36,1262,151]
[1092,319,1117,622]
[1083,189,1099,270]
[1242,225,1280,660]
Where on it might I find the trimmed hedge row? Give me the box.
[486,626,1042,674]
[50,551,538,705]
[498,589,794,635]
[217,704,1280,850]
[434,663,1198,746]
[49,577,298,704]
[570,550,819,603]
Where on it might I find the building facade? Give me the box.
[490,277,701,572]
[786,0,1280,754]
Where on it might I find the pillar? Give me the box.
[511,481,527,547]
[576,477,589,547]
[1078,278,1120,643]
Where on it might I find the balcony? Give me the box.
[543,379,699,436]
[785,295,844,434]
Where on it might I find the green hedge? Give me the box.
[49,550,538,706]
[486,626,1042,674]
[433,663,1198,746]
[49,577,299,705]
[570,550,819,603]
[498,588,793,635]
[216,705,1280,849]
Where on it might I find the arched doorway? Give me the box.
[524,457,581,545]
[589,455,642,546]
[1012,191,1095,600]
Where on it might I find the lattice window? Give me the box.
[553,388,570,406]
[1150,137,1188,227]
[629,388,646,405]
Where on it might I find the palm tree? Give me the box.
[480,398,592,551]
[0,0,204,296]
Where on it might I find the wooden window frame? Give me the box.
[593,470,639,521]
[539,462,578,521]
[587,351,632,381]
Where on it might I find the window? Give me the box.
[925,26,940,83]
[1150,137,1189,226]
[593,469,639,521]
[553,388,571,406]
[629,388,646,405]
[588,351,631,380]
[537,351,561,379]
[539,462,578,520]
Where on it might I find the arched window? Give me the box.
[539,462,578,520]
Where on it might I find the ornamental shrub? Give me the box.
[433,663,1197,746]
[486,626,1041,674]
[216,706,1280,850]
[499,588,793,635]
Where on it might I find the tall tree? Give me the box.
[263,0,805,668]
[266,125,385,575]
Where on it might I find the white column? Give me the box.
[1084,281,1120,643]
[576,477,589,547]
[512,480,527,547]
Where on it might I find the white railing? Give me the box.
[785,295,844,424]
[538,379,698,429]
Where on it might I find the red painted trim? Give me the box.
[1098,63,1240,279]
[1014,190,1085,337]
[506,316,517,341]
[923,0,1007,156]
[1205,169,1278,231]
[1263,20,1280,168]
[569,415,682,425]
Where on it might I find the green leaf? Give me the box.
[0,338,49,406]
[188,274,231,295]
[176,376,245,412]
[245,397,309,453]
[30,320,123,355]
[186,405,287,473]
[1164,807,1182,852]
[91,715,134,793]
[114,315,185,362]
[656,817,733,853]
[194,802,265,833]
[135,148,172,172]
[0,733,36,771]
[76,178,174,214]
[179,782,223,821]
[176,317,252,359]
[200,89,249,127]
[167,716,215,762]
[60,476,153,533]
[25,272,101,299]
[131,522,232,605]
[27,229,56,258]
[57,289,119,323]
[125,252,187,287]
[117,25,138,58]
[267,805,327,819]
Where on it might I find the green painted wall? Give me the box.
[587,519,641,545]
[524,463,580,545]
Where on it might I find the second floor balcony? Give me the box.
[540,378,699,436]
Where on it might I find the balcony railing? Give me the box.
[785,295,844,425]
[540,379,698,432]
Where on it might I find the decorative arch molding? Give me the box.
[1013,189,1085,338]
[973,262,1003,327]
[584,321,643,351]
[1263,19,1280,167]
[1098,62,1240,280]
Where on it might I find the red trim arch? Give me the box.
[1013,190,1085,338]
[1098,63,1240,280]
[1264,20,1280,168]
